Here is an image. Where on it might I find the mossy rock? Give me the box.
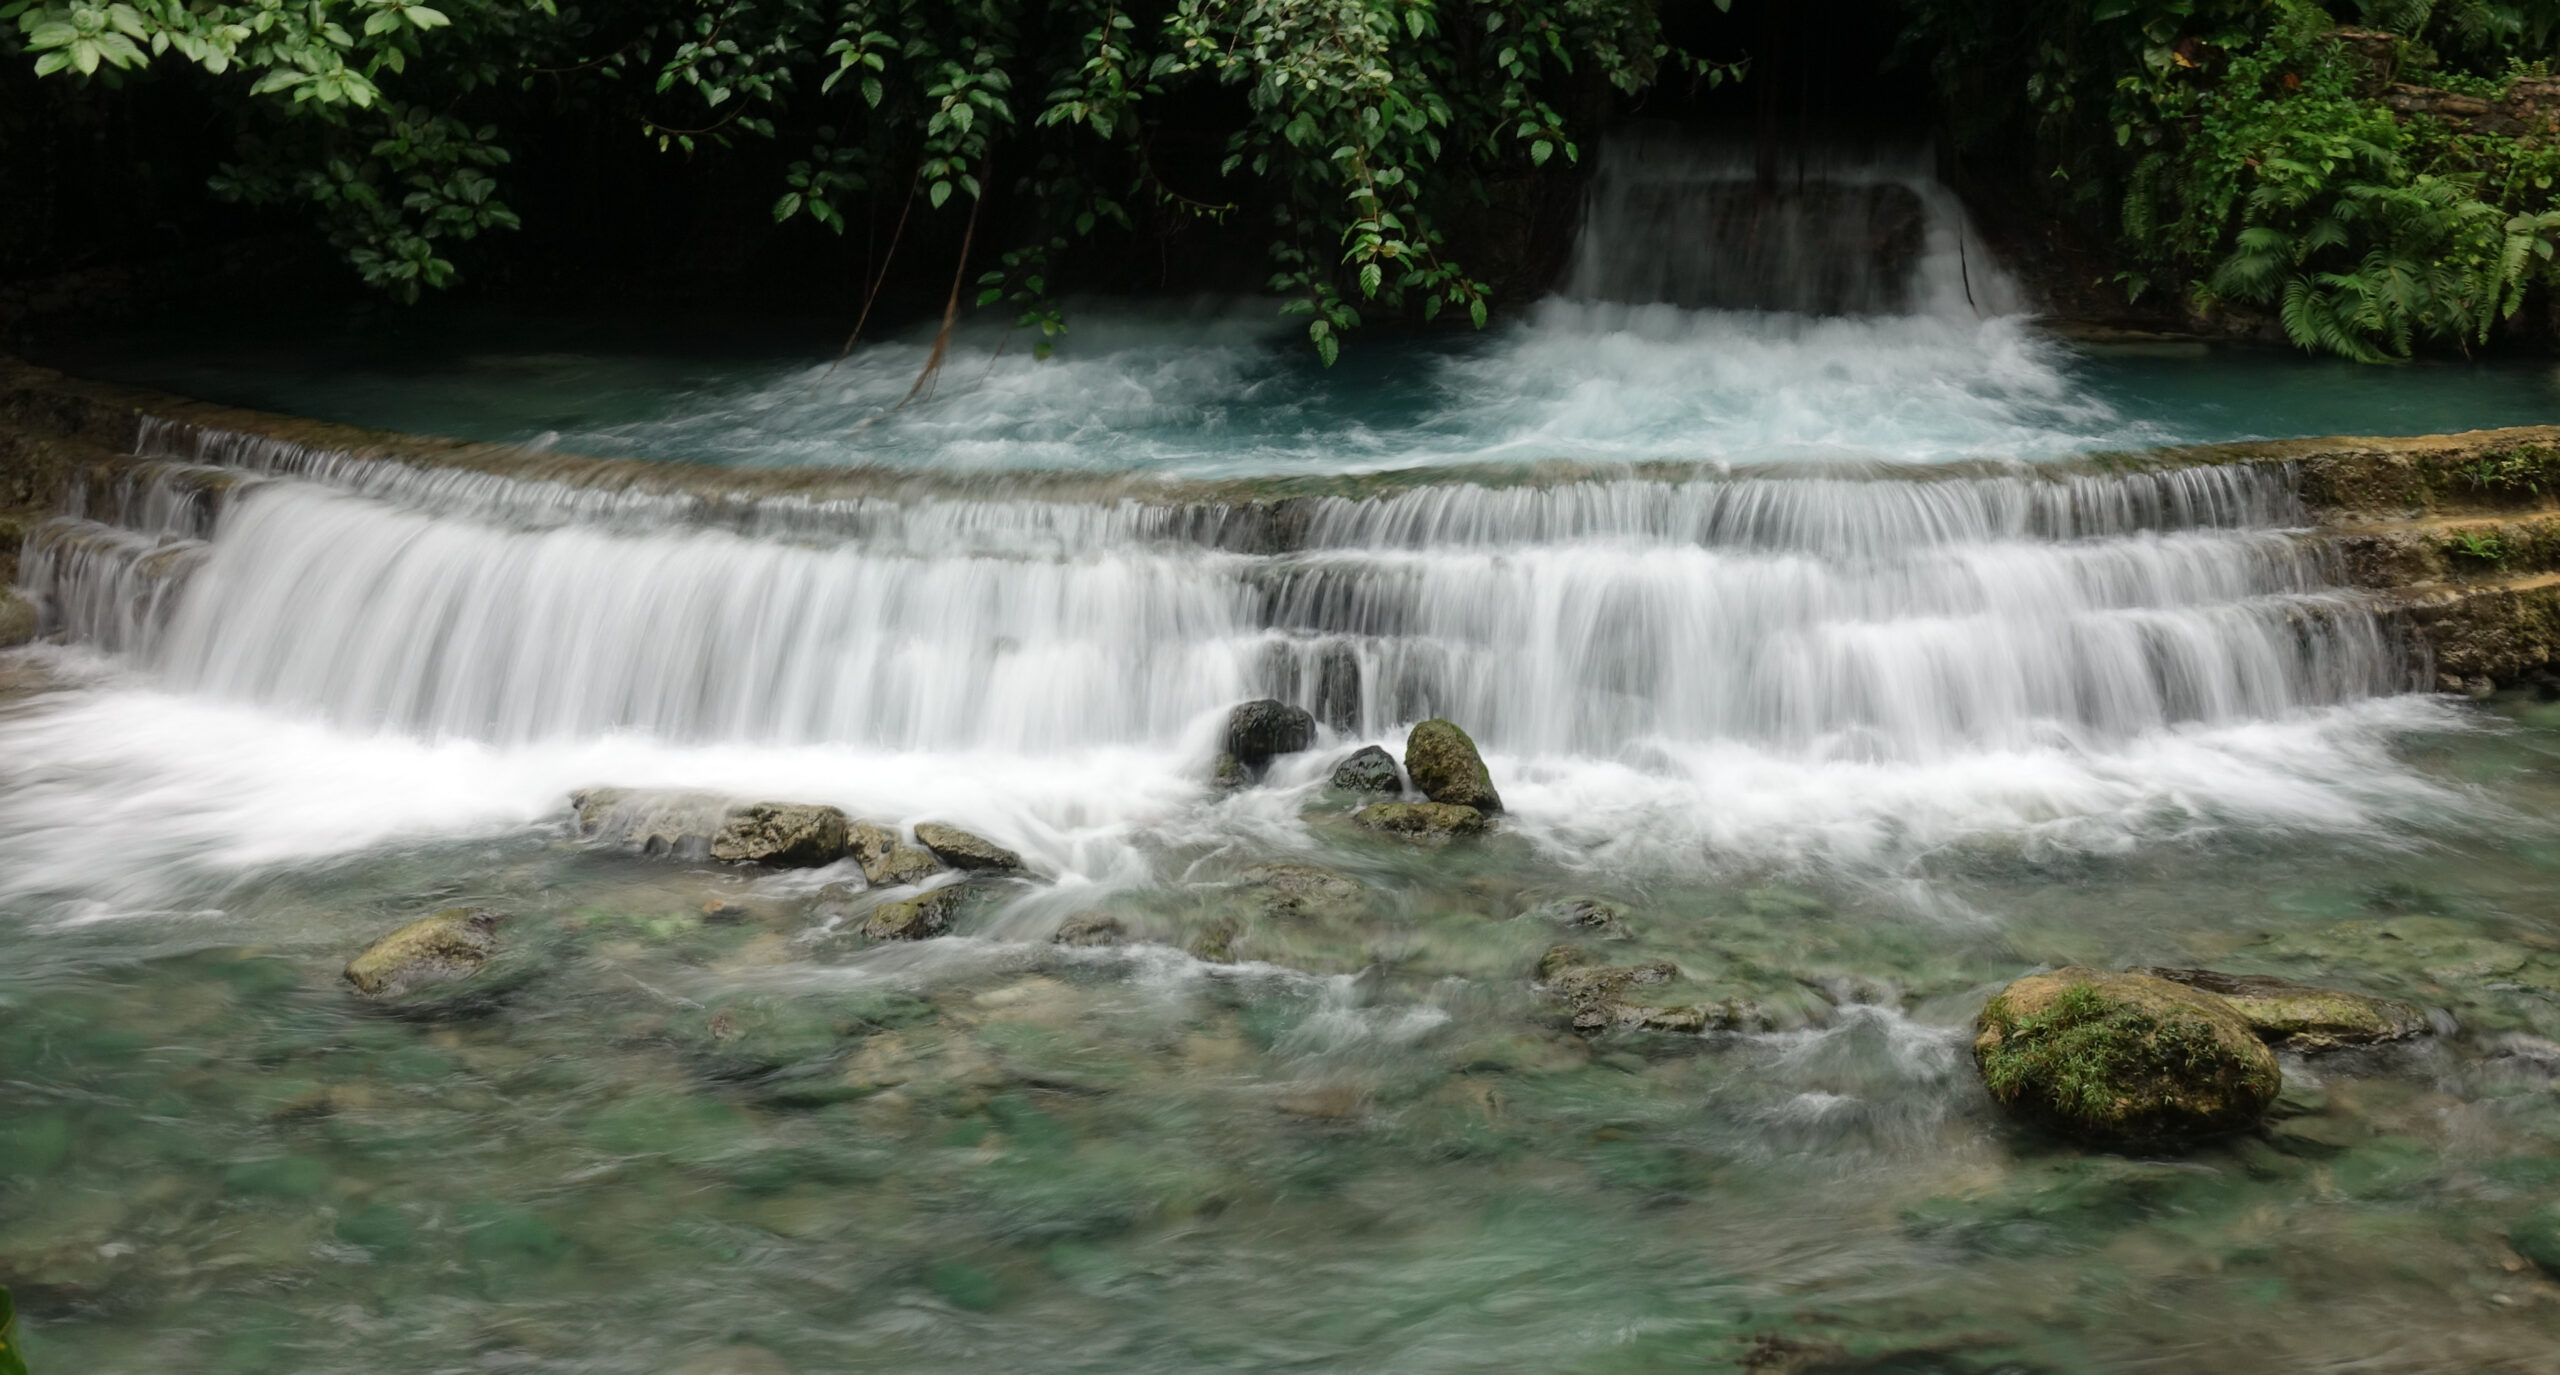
[1352,800,1486,842]
[2512,1203,2560,1279]
[1974,968,2280,1147]
[1329,745,1402,793]
[914,822,1025,874]
[1403,718,1501,812]
[851,822,944,886]
[344,908,501,1001]
[863,885,963,941]
[0,589,36,649]
[711,802,851,867]
[2135,967,2430,1050]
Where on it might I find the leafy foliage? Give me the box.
[4,0,1741,360]
[1903,0,2560,359]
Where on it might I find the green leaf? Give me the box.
[772,192,802,222]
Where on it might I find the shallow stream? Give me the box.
[7,142,2560,1372]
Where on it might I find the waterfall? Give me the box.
[21,439,2404,768]
[1563,131,2025,319]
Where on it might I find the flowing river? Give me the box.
[5,141,2560,1372]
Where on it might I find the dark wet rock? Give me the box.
[1225,698,1317,769]
[1352,800,1486,841]
[2512,1203,2560,1278]
[914,822,1025,874]
[863,886,962,941]
[1329,745,1402,793]
[712,802,851,867]
[850,821,943,887]
[1051,913,1127,947]
[1974,967,2281,1147]
[1404,718,1501,811]
[344,908,502,1000]
[1238,862,1365,919]
[2135,967,2430,1050]
[1535,945,1751,1035]
[0,588,36,647]
[1529,896,1633,940]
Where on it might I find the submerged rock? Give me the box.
[1535,945,1751,1035]
[1238,861,1365,918]
[345,908,503,1000]
[1329,745,1402,793]
[711,802,851,867]
[1226,698,1317,768]
[1529,896,1633,940]
[913,822,1025,874]
[1403,718,1501,812]
[1974,967,2281,1147]
[0,588,36,648]
[1051,913,1127,947]
[863,886,963,941]
[2135,967,2430,1050]
[1353,800,1486,841]
[2513,1203,2560,1279]
[851,821,943,887]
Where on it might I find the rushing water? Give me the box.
[6,139,2560,1372]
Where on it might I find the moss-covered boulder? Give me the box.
[711,802,850,867]
[1352,800,1486,841]
[913,822,1025,874]
[863,885,962,941]
[344,908,503,1000]
[2512,1203,2560,1279]
[1403,718,1501,812]
[850,821,943,886]
[2135,967,2430,1051]
[1974,968,2281,1147]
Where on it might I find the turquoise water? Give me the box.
[47,303,2560,477]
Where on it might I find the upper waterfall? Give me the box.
[1561,130,2026,320]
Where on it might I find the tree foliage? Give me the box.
[2,0,1739,356]
[1904,0,2560,359]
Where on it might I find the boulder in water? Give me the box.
[1051,913,1127,947]
[850,822,944,886]
[2512,1203,2560,1279]
[345,908,503,1000]
[863,886,962,941]
[1403,719,1501,812]
[0,589,37,648]
[1353,801,1486,841]
[1329,745,1401,793]
[914,822,1025,874]
[1974,968,2281,1147]
[1224,699,1316,773]
[711,802,850,867]
[2134,967,2430,1051]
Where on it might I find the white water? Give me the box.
[0,137,2479,913]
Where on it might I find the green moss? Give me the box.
[1978,983,2250,1138]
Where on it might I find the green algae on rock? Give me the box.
[343,908,503,1000]
[1352,801,1486,841]
[1329,745,1402,793]
[1974,968,2281,1147]
[1403,718,1502,812]
[2135,967,2431,1051]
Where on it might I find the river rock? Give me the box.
[1403,718,1501,811]
[1530,896,1633,939]
[2513,1203,2560,1278]
[344,908,503,999]
[0,588,37,648]
[1973,967,2281,1147]
[914,822,1025,874]
[1052,913,1127,947]
[1352,800,1486,841]
[1238,861,1365,918]
[2134,967,2430,1050]
[1329,745,1402,793]
[711,802,850,867]
[1535,945,1747,1034]
[1227,698,1317,761]
[850,822,944,886]
[863,886,962,941]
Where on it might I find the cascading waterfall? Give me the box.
[0,134,2454,899]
